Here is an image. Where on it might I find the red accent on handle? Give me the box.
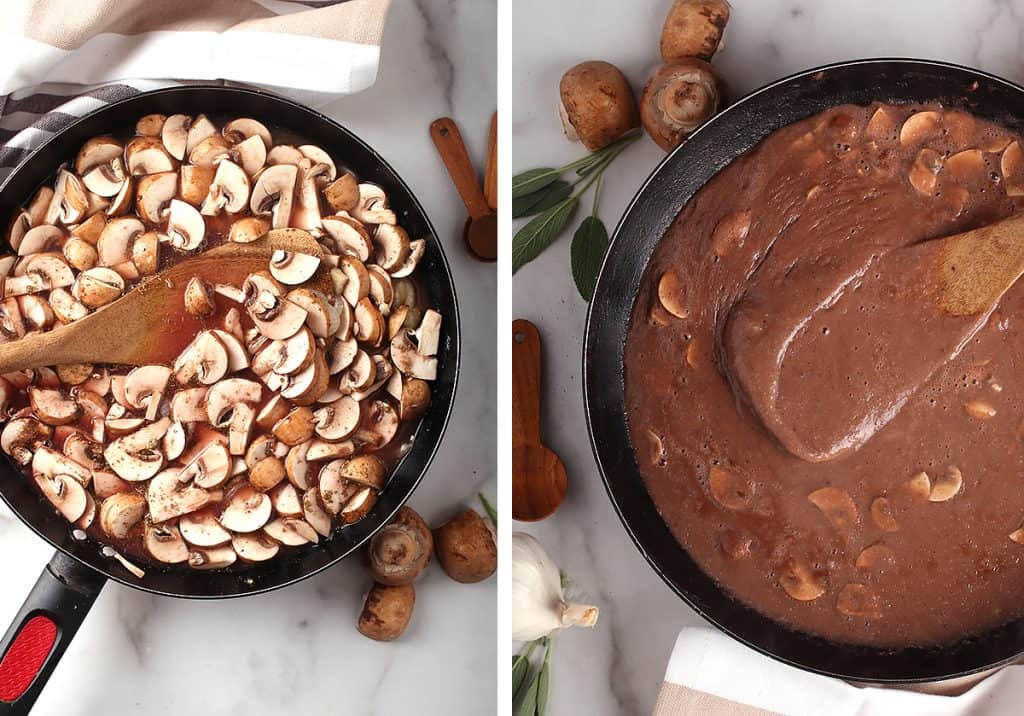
[0,615,57,702]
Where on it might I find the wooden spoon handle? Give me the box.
[512,319,542,447]
[430,117,491,220]
[484,112,497,210]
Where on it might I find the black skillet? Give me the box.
[584,59,1024,683]
[0,86,460,713]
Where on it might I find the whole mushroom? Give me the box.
[558,61,640,152]
[660,0,731,62]
[640,58,722,151]
[433,508,497,584]
[366,506,433,586]
[357,583,415,641]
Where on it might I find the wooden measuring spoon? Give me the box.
[484,112,497,210]
[430,117,497,262]
[0,229,323,373]
[512,319,566,521]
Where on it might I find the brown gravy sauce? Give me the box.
[625,103,1024,646]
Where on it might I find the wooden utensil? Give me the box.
[0,230,323,373]
[429,117,497,262]
[484,112,497,210]
[512,319,567,521]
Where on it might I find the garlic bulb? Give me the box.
[512,532,599,641]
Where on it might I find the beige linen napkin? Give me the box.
[654,628,1023,716]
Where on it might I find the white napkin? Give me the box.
[0,0,391,182]
[654,627,1024,716]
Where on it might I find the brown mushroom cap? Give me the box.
[357,583,415,641]
[433,508,496,584]
[640,59,721,151]
[558,61,639,152]
[660,0,730,62]
[367,506,433,586]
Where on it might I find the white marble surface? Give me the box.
[0,2,496,714]
[509,1,1024,714]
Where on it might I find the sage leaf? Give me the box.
[512,168,560,199]
[512,180,572,219]
[570,216,609,301]
[536,641,552,716]
[512,654,531,700]
[512,198,578,273]
[514,667,540,716]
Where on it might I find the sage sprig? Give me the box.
[512,638,552,716]
[511,131,639,300]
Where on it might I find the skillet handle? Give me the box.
[0,552,106,715]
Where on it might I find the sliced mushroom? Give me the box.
[233,135,268,177]
[189,135,231,166]
[267,145,304,166]
[322,173,359,213]
[778,557,825,601]
[18,224,63,256]
[200,160,250,215]
[131,231,160,275]
[104,417,170,481]
[286,289,337,339]
[219,484,271,532]
[367,266,394,312]
[183,277,215,317]
[340,350,375,394]
[340,486,376,523]
[228,216,270,244]
[32,445,91,485]
[322,215,372,260]
[313,395,360,441]
[231,532,280,562]
[270,482,303,517]
[264,517,318,546]
[35,472,88,522]
[354,297,385,345]
[148,468,219,523]
[75,137,123,176]
[293,169,323,231]
[106,177,134,216]
[179,164,216,206]
[256,394,290,432]
[223,118,272,148]
[185,115,218,155]
[903,471,932,500]
[97,217,143,267]
[99,492,147,539]
[281,349,329,405]
[144,520,189,563]
[929,466,963,502]
[135,171,177,223]
[338,255,370,307]
[73,267,124,308]
[328,336,359,375]
[909,148,943,195]
[180,441,232,489]
[173,330,229,385]
[413,309,442,356]
[807,486,860,534]
[870,496,899,532]
[373,224,410,273]
[836,583,881,619]
[249,294,307,341]
[0,418,47,465]
[899,110,942,145]
[205,378,262,442]
[170,387,209,422]
[855,543,896,570]
[353,399,399,451]
[302,487,333,537]
[166,199,205,251]
[707,466,754,510]
[399,378,431,421]
[352,184,396,225]
[269,250,320,286]
[29,386,80,426]
[388,240,426,279]
[340,454,386,491]
[163,419,186,461]
[123,365,172,421]
[45,170,89,225]
[390,330,437,380]
[306,438,355,462]
[179,509,232,547]
[188,545,237,570]
[126,137,176,175]
[250,164,297,229]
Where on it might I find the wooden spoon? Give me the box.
[512,319,566,521]
[0,229,323,373]
[727,210,1024,463]
[430,117,497,262]
[484,112,497,210]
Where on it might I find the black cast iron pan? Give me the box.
[0,86,459,713]
[584,59,1024,683]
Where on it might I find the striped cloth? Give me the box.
[0,0,391,183]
